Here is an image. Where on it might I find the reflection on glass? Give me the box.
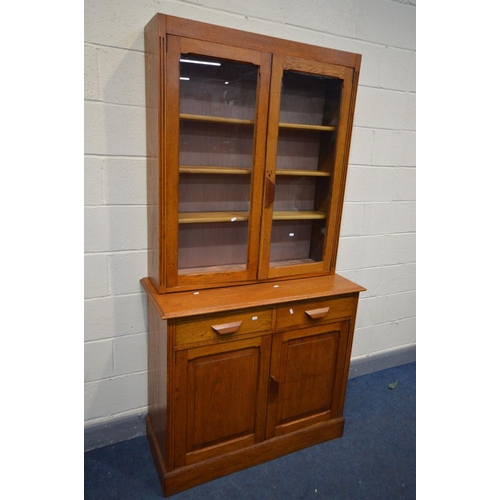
[179,54,258,122]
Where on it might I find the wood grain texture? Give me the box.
[179,166,252,175]
[276,169,330,177]
[140,274,365,320]
[180,113,254,125]
[163,14,360,69]
[142,273,363,496]
[275,296,356,329]
[257,53,286,279]
[175,308,272,346]
[178,211,249,224]
[144,15,162,291]
[279,122,335,131]
[330,66,360,272]
[146,15,360,291]
[163,35,182,289]
[174,335,271,467]
[143,15,365,497]
[161,417,345,496]
[322,67,354,273]
[146,298,168,469]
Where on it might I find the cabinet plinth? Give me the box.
[143,13,364,496]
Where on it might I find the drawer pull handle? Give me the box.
[305,307,330,319]
[211,321,242,335]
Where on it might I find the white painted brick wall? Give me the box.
[84,0,416,425]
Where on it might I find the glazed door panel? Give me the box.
[164,36,271,290]
[259,56,354,280]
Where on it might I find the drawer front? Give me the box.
[276,296,357,330]
[176,308,273,346]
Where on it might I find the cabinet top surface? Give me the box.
[141,274,366,320]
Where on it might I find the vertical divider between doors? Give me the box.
[248,52,272,280]
[257,54,285,280]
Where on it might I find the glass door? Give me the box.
[259,55,354,280]
[165,36,271,289]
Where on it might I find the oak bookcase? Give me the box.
[142,13,365,496]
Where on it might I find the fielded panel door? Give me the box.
[173,335,272,467]
[266,321,351,438]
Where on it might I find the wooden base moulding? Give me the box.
[147,414,345,497]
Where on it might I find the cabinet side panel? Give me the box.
[147,296,168,468]
[336,294,360,415]
[144,16,164,290]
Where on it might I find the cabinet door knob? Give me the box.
[211,321,243,335]
[304,307,330,319]
[269,375,279,401]
[264,176,275,207]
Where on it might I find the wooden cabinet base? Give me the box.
[142,274,365,496]
[147,414,345,497]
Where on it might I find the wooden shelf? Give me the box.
[269,258,316,268]
[179,166,252,175]
[279,122,335,132]
[276,169,330,177]
[273,210,326,221]
[179,210,326,224]
[179,166,329,177]
[179,212,249,224]
[178,263,247,276]
[180,113,254,126]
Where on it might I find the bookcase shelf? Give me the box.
[180,113,255,126]
[178,210,327,224]
[278,122,335,132]
[179,166,252,175]
[275,169,330,177]
[179,166,330,177]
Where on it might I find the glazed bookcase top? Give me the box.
[144,14,361,293]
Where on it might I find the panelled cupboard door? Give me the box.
[266,321,350,438]
[164,35,272,290]
[258,56,355,280]
[173,335,272,467]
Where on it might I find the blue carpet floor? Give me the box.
[85,361,416,499]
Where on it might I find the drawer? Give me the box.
[175,308,273,346]
[276,296,357,330]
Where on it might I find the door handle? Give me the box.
[264,176,275,207]
[269,375,279,401]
